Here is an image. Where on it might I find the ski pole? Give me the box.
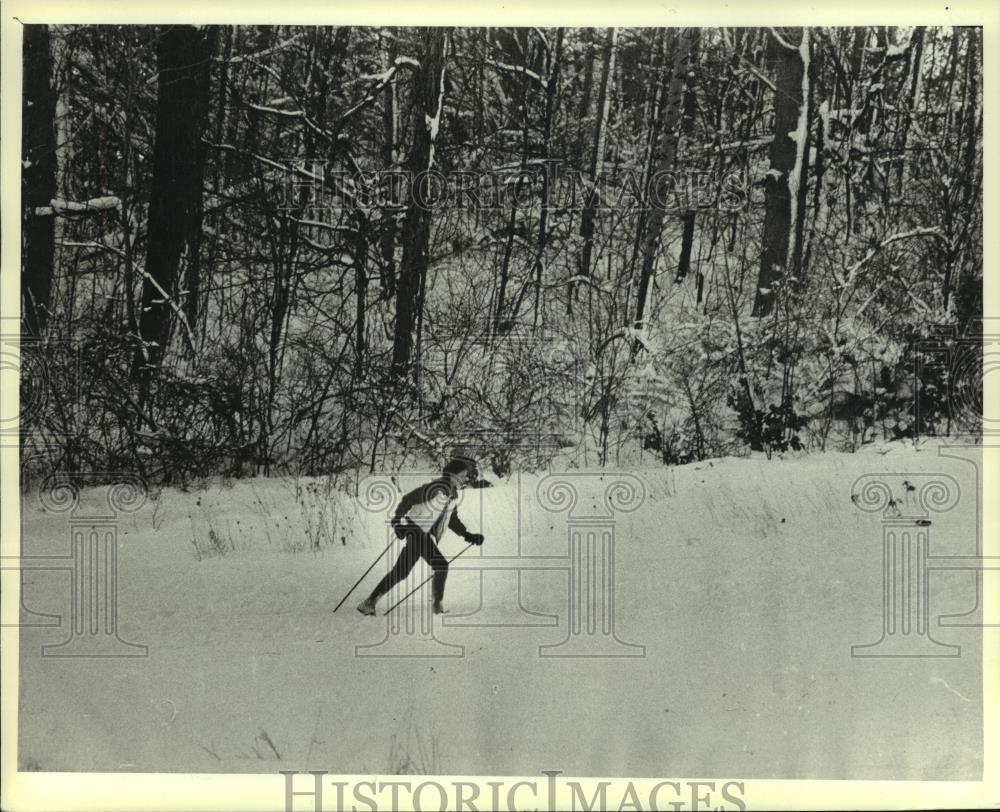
[332,537,397,612]
[383,543,475,616]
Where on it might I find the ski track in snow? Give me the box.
[16,441,983,779]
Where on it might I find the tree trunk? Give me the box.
[788,29,812,290]
[844,27,867,235]
[379,28,398,299]
[532,27,564,330]
[355,216,368,379]
[22,25,58,337]
[675,29,702,284]
[626,28,669,308]
[944,27,980,312]
[182,27,218,338]
[752,28,808,318]
[205,25,233,339]
[575,30,594,165]
[391,28,449,384]
[633,27,694,333]
[572,27,617,311]
[135,25,215,376]
[494,36,532,334]
[895,27,925,195]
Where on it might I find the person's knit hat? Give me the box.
[443,457,475,477]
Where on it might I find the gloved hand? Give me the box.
[465,533,485,546]
[391,518,408,540]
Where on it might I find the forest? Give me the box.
[20,25,984,482]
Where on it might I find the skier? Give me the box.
[357,458,485,616]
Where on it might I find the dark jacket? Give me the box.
[392,477,469,542]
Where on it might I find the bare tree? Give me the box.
[634,28,695,334]
[22,25,58,337]
[571,27,617,310]
[391,28,449,383]
[752,27,810,318]
[135,25,216,376]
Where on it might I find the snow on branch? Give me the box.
[530,28,551,57]
[34,196,121,217]
[734,63,776,93]
[867,31,916,59]
[207,141,363,213]
[358,55,420,82]
[701,136,773,153]
[486,59,547,90]
[784,29,811,273]
[425,35,450,171]
[335,63,403,128]
[60,239,125,259]
[768,27,799,51]
[248,103,305,118]
[394,56,421,71]
[224,33,305,65]
[246,97,337,145]
[140,270,196,356]
[275,214,359,235]
[594,325,655,358]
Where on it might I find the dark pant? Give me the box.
[370,527,448,603]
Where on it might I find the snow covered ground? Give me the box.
[17,441,984,779]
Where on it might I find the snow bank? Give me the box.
[18,442,983,778]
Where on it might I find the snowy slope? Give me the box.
[17,441,983,779]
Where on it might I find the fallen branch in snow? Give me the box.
[34,196,121,216]
[842,227,947,285]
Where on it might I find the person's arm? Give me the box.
[449,509,469,539]
[391,485,424,529]
[450,507,484,544]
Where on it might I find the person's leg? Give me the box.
[418,533,450,614]
[357,534,419,613]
